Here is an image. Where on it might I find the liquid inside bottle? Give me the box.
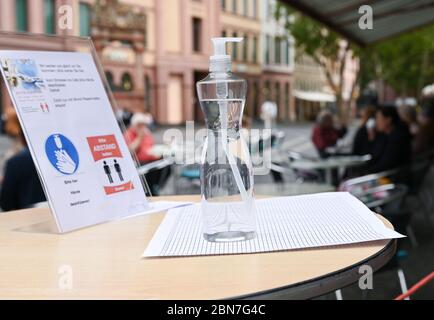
[197,77,257,242]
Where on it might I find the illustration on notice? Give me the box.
[103,161,114,184]
[45,134,80,175]
[103,160,124,184]
[0,58,45,92]
[87,134,134,195]
[40,103,50,113]
[114,160,124,182]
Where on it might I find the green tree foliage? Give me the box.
[362,26,434,98]
[277,4,359,120]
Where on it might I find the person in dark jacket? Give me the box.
[0,145,46,211]
[413,98,434,155]
[365,105,412,174]
[352,106,377,156]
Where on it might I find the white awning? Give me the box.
[293,90,336,103]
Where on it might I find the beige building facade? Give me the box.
[261,0,295,121]
[0,0,295,125]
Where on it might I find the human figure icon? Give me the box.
[103,161,113,184]
[113,159,124,182]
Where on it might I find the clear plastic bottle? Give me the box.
[196,38,257,242]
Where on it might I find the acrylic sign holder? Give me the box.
[0,31,151,234]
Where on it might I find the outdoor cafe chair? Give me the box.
[174,163,201,195]
[338,181,412,300]
[287,150,322,183]
[137,159,173,196]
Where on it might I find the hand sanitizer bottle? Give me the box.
[196,38,257,242]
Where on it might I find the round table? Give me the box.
[255,182,335,197]
[0,195,396,300]
[291,155,371,185]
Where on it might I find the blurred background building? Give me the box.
[261,0,295,122]
[293,55,335,122]
[0,0,304,125]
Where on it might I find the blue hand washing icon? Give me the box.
[45,134,79,175]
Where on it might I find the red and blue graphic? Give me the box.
[87,134,134,195]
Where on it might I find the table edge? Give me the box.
[0,196,397,300]
[230,239,396,300]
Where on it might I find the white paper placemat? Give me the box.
[143,192,404,258]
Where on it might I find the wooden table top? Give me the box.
[0,195,396,300]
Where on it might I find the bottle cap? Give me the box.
[210,37,243,73]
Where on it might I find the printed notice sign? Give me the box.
[0,51,149,232]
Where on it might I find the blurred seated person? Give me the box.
[124,113,171,196]
[0,116,46,211]
[312,110,347,159]
[116,108,132,128]
[124,113,159,165]
[398,104,419,137]
[413,98,434,155]
[1,108,24,162]
[143,112,156,131]
[364,105,412,175]
[352,106,376,156]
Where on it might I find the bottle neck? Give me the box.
[209,71,232,79]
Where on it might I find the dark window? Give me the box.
[265,35,271,65]
[221,0,226,11]
[44,0,56,34]
[286,40,291,65]
[192,17,202,53]
[145,76,152,111]
[222,30,227,37]
[243,0,248,16]
[265,81,271,101]
[275,37,281,64]
[121,73,133,92]
[253,0,257,18]
[243,35,248,62]
[232,0,237,14]
[253,36,258,63]
[232,32,238,60]
[16,0,28,32]
[275,83,281,114]
[121,40,133,47]
[105,72,115,91]
[79,2,91,37]
[285,83,290,119]
[253,81,259,118]
[143,14,148,48]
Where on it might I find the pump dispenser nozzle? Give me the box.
[210,37,243,73]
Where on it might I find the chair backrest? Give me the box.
[403,149,434,194]
[363,184,408,210]
[288,150,318,162]
[340,168,400,191]
[408,157,432,194]
[271,131,286,149]
[137,158,173,175]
